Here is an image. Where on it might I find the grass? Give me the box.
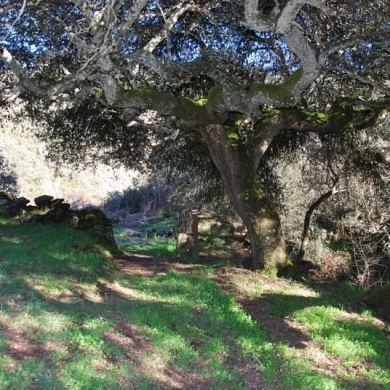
[114,225,176,257]
[1,217,389,389]
[0,218,278,389]
[234,274,390,389]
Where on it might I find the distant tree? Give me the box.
[1,0,389,271]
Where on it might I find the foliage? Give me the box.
[0,152,17,194]
[1,0,389,270]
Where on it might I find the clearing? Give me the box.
[0,218,389,389]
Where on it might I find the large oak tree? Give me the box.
[1,0,389,271]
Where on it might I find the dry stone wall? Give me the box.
[0,192,117,249]
[177,212,248,258]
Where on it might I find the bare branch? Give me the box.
[332,67,390,96]
[0,0,27,43]
[143,2,202,53]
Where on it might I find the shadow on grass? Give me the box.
[0,227,271,389]
[242,291,390,377]
[1,220,389,389]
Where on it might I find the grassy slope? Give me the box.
[0,218,389,389]
[233,273,390,389]
[0,219,274,389]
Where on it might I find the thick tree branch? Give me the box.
[143,2,202,54]
[297,181,340,262]
[0,46,83,101]
[293,98,390,134]
[243,0,327,103]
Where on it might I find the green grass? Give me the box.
[234,274,390,389]
[1,217,389,389]
[114,225,176,256]
[0,218,279,389]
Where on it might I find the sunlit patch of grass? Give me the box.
[232,272,390,388]
[1,219,280,389]
[117,270,279,386]
[294,305,390,370]
[114,225,176,256]
[122,237,177,256]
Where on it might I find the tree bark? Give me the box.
[297,189,335,262]
[200,124,289,272]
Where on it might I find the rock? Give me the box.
[177,233,189,248]
[125,228,142,237]
[51,198,65,208]
[55,202,71,211]
[211,237,226,248]
[232,222,247,235]
[177,233,192,255]
[211,223,235,237]
[25,205,39,212]
[75,207,117,249]
[15,197,30,208]
[34,195,54,208]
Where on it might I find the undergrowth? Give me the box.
[114,225,176,257]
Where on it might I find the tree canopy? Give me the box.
[1,0,389,271]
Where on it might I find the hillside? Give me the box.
[0,109,136,207]
[0,219,389,389]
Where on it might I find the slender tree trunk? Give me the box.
[297,189,336,262]
[201,124,289,272]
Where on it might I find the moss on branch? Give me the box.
[250,68,303,102]
[115,86,222,123]
[297,97,390,134]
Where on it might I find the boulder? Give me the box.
[34,195,54,208]
[177,233,192,255]
[76,207,117,248]
[177,233,189,248]
[51,198,65,208]
[15,197,30,208]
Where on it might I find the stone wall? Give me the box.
[0,192,117,249]
[176,212,248,258]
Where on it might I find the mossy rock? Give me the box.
[365,284,390,321]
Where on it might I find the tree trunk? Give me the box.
[297,189,335,262]
[201,124,289,272]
